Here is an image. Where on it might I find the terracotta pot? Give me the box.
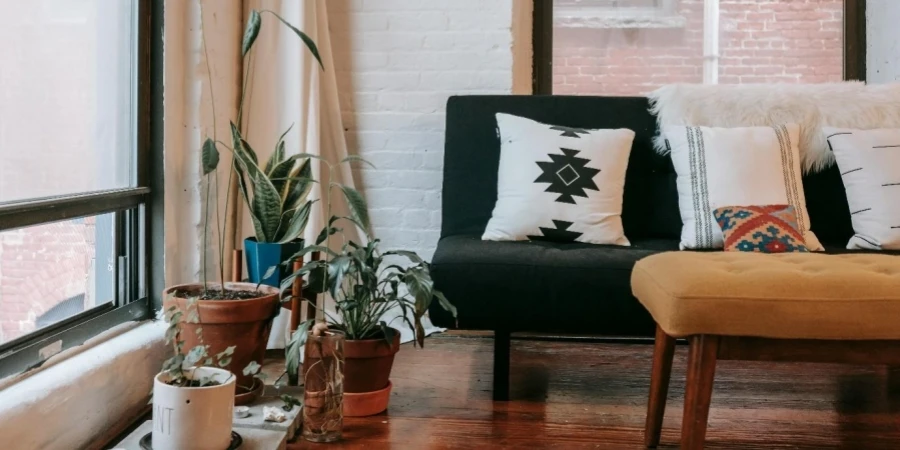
[343,330,400,393]
[163,282,280,393]
[344,380,392,417]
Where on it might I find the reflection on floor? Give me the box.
[264,331,900,450]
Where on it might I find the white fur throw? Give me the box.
[648,83,900,173]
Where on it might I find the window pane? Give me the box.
[0,214,115,344]
[553,0,844,96]
[0,0,137,203]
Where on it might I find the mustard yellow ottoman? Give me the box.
[631,252,900,450]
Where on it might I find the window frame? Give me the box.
[0,0,163,380]
[532,0,868,95]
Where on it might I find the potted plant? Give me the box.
[281,157,457,417]
[164,8,323,403]
[239,137,314,288]
[152,298,267,450]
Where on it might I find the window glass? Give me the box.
[0,0,136,203]
[553,0,844,96]
[0,214,116,344]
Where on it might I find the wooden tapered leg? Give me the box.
[645,326,677,448]
[681,335,719,450]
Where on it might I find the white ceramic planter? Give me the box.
[152,367,236,450]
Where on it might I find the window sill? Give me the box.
[0,320,166,450]
[555,13,687,29]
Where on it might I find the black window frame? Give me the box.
[533,0,867,95]
[0,0,164,379]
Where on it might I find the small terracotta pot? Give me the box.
[344,380,392,417]
[344,330,400,394]
[163,282,280,393]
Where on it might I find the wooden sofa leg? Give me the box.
[645,326,676,448]
[493,329,511,401]
[681,335,719,450]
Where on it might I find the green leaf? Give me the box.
[280,394,303,411]
[276,200,313,244]
[384,250,424,264]
[327,256,352,300]
[379,321,396,347]
[315,226,341,245]
[218,357,232,368]
[201,138,219,175]
[340,155,375,170]
[282,160,313,211]
[263,10,324,70]
[338,184,370,232]
[415,320,426,348]
[243,361,262,376]
[279,260,327,293]
[184,345,208,367]
[242,9,261,57]
[434,290,457,318]
[283,245,337,266]
[265,124,293,175]
[286,320,313,385]
[235,163,268,242]
[230,123,282,241]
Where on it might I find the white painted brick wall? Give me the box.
[328,0,518,261]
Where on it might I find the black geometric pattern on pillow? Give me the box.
[535,148,601,204]
[527,220,582,243]
[549,125,589,138]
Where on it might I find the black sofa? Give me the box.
[428,95,857,401]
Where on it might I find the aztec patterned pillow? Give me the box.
[712,205,809,253]
[482,113,636,245]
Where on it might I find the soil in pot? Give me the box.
[164,282,280,392]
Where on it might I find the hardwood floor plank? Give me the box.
[270,333,900,449]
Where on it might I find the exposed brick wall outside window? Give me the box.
[553,0,844,96]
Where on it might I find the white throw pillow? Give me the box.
[825,127,900,250]
[482,113,635,245]
[664,124,823,251]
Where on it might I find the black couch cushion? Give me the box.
[429,235,676,335]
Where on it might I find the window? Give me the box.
[0,0,158,378]
[537,0,865,96]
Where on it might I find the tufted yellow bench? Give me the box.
[631,252,900,450]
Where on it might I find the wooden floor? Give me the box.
[271,332,900,449]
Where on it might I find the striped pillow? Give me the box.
[713,205,809,253]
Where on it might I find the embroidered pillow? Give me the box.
[482,113,636,245]
[713,205,809,253]
[825,128,900,250]
[663,124,822,251]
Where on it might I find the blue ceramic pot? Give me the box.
[244,237,305,287]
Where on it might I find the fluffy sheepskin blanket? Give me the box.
[648,82,900,173]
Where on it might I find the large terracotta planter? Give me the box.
[163,282,280,398]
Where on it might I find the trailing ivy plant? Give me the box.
[161,296,266,388]
[276,156,458,385]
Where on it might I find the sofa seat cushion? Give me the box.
[429,235,678,334]
[632,252,900,340]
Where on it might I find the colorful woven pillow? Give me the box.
[713,205,809,253]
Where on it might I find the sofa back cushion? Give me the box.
[441,95,854,246]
